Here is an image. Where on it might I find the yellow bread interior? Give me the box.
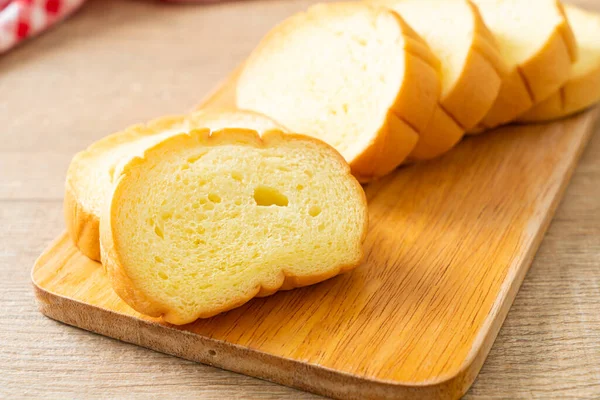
[519,6,600,121]
[65,108,285,261]
[236,2,440,179]
[100,129,368,325]
[471,0,577,129]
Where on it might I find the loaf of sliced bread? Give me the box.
[65,109,285,261]
[371,0,506,159]
[100,128,368,324]
[519,6,600,122]
[470,0,577,130]
[236,2,440,180]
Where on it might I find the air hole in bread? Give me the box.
[253,186,289,207]
[158,271,169,280]
[309,206,322,217]
[187,153,206,164]
[208,350,217,356]
[234,199,242,206]
[231,172,243,181]
[204,203,215,211]
[208,193,221,203]
[154,224,164,239]
[296,184,304,191]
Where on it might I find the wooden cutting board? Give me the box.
[32,68,598,399]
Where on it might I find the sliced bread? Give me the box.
[65,108,285,261]
[100,128,368,324]
[236,2,440,180]
[470,0,577,130]
[519,6,600,122]
[371,0,506,159]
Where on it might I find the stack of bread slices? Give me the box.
[66,0,600,325]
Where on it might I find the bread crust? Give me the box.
[65,109,284,261]
[64,180,102,261]
[237,3,440,181]
[518,6,600,122]
[471,0,578,131]
[408,105,463,161]
[437,0,506,131]
[101,128,368,325]
[517,64,600,122]
[373,0,506,159]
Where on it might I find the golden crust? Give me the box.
[470,0,577,131]
[362,8,443,165]
[351,111,417,182]
[374,0,505,158]
[100,128,368,325]
[389,15,443,162]
[408,105,464,161]
[518,6,600,122]
[517,64,600,122]
[519,22,576,102]
[389,9,441,133]
[438,0,506,131]
[64,180,101,261]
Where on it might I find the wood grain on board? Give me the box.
[32,62,599,398]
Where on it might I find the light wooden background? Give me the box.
[1,0,599,398]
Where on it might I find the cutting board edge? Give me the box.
[32,240,475,400]
[460,107,599,361]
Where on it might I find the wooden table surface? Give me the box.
[1,0,599,398]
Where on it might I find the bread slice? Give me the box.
[469,0,577,130]
[371,0,506,159]
[518,6,600,122]
[65,108,285,261]
[236,2,440,181]
[100,128,368,325]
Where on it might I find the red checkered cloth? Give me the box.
[0,0,85,54]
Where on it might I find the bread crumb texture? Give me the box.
[65,108,285,260]
[102,129,368,324]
